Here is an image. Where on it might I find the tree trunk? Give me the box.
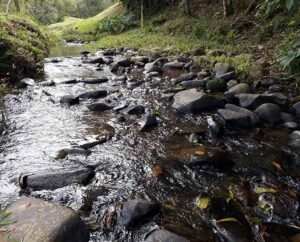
[223,0,234,17]
[14,0,20,12]
[6,0,14,13]
[140,2,144,29]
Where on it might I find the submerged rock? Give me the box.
[138,113,157,131]
[60,95,80,105]
[20,78,35,87]
[144,229,190,242]
[0,197,89,242]
[80,77,109,84]
[123,105,145,115]
[173,88,223,113]
[119,199,159,228]
[77,90,107,99]
[87,103,113,111]
[20,168,94,191]
[56,148,91,159]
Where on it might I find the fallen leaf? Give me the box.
[195,150,205,155]
[163,204,176,210]
[272,161,282,170]
[254,187,277,194]
[216,217,239,223]
[197,197,210,209]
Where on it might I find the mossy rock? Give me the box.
[206,79,227,91]
[0,14,49,80]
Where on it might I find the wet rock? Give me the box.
[89,57,105,64]
[268,84,282,93]
[225,83,252,98]
[164,60,185,69]
[60,95,80,106]
[218,109,252,128]
[173,89,224,113]
[144,229,190,242]
[254,103,281,125]
[20,78,35,87]
[61,79,78,84]
[146,65,163,74]
[207,116,224,136]
[282,122,299,130]
[181,79,207,89]
[225,104,260,126]
[117,58,132,67]
[119,199,159,228]
[111,63,119,73]
[292,101,300,117]
[173,72,197,85]
[206,79,226,91]
[77,90,107,99]
[123,105,145,115]
[117,115,126,123]
[215,63,233,79]
[281,112,297,122]
[113,103,128,112]
[103,49,117,56]
[289,130,300,147]
[138,113,157,131]
[87,103,112,112]
[227,79,239,90]
[80,50,90,56]
[0,197,89,242]
[20,168,94,190]
[197,69,211,78]
[217,71,237,81]
[235,93,288,110]
[56,148,91,159]
[39,80,55,87]
[80,77,108,84]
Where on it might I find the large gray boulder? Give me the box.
[225,83,252,98]
[235,93,288,110]
[119,199,159,228]
[20,168,94,191]
[217,109,252,128]
[225,104,260,126]
[173,89,223,113]
[0,197,89,242]
[144,229,190,242]
[254,103,281,125]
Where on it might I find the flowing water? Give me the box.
[0,44,299,242]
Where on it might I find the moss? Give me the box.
[0,14,49,80]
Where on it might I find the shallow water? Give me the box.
[0,45,300,242]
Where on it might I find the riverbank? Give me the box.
[0,14,49,86]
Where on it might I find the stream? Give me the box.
[0,44,299,242]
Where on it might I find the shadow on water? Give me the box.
[0,44,299,241]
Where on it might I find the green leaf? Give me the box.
[254,187,277,194]
[216,217,239,223]
[249,217,261,225]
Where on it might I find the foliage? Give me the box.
[0,205,14,227]
[257,0,298,18]
[278,40,300,76]
[97,13,136,34]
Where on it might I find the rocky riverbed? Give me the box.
[0,46,300,242]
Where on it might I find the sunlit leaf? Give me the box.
[195,150,205,155]
[216,218,239,223]
[272,161,282,170]
[197,197,210,209]
[254,187,277,194]
[163,204,176,210]
[249,217,261,225]
[288,224,300,230]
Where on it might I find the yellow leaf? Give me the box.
[197,197,210,209]
[216,218,239,223]
[272,162,282,170]
[254,187,277,194]
[163,204,175,210]
[195,150,205,155]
